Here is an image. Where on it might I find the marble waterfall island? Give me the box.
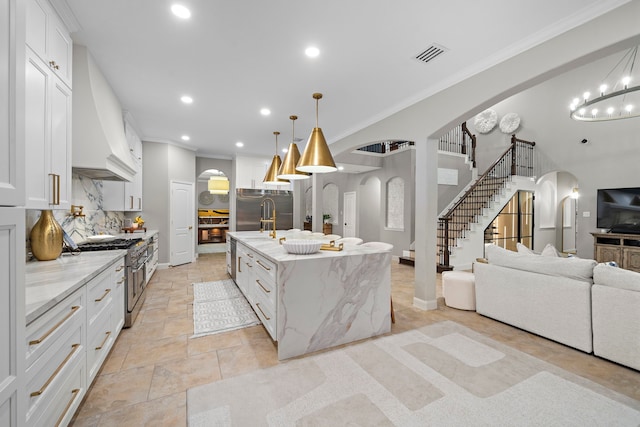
[227,231,391,360]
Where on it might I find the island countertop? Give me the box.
[226,230,387,262]
[25,251,126,325]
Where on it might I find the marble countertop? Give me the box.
[227,230,388,263]
[25,250,127,325]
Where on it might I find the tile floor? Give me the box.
[70,253,640,426]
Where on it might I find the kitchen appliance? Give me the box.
[236,188,293,231]
[65,237,148,327]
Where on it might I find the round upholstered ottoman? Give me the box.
[442,271,476,310]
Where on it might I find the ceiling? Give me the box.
[60,0,626,160]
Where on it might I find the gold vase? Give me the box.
[30,210,63,261]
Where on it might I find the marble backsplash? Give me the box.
[27,174,127,250]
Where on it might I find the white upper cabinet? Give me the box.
[235,156,270,190]
[25,0,71,88]
[0,0,25,206]
[25,46,72,210]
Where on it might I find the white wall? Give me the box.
[465,49,640,257]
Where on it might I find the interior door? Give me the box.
[170,181,194,266]
[343,191,356,238]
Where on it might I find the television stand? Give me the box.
[591,232,640,272]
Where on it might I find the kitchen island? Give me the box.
[227,231,391,360]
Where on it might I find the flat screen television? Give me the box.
[597,187,640,233]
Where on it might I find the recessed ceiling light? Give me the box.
[338,166,344,171]
[305,46,320,58]
[282,148,288,153]
[260,108,271,116]
[171,4,191,19]
[181,95,193,104]
[181,135,190,141]
[236,142,244,147]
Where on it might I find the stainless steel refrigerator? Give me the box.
[235,188,293,231]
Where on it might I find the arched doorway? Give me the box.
[197,169,230,254]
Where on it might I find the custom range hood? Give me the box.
[72,45,136,181]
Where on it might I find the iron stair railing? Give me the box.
[438,122,476,168]
[437,135,535,271]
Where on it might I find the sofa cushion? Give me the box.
[485,244,596,283]
[516,242,535,254]
[540,243,560,257]
[593,263,640,292]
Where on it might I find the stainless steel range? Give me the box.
[69,238,149,327]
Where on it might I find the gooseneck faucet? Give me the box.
[260,197,277,239]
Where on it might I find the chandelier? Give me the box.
[569,46,639,122]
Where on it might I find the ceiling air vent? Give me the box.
[414,44,447,64]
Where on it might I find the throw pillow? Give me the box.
[540,243,559,257]
[516,242,535,254]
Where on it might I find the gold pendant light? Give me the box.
[263,131,290,185]
[277,115,310,180]
[296,93,337,173]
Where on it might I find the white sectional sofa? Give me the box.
[474,244,597,353]
[592,264,640,371]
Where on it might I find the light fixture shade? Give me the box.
[296,127,337,173]
[263,155,289,184]
[296,93,337,173]
[278,143,310,179]
[208,176,229,194]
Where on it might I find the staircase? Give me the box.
[438,135,536,271]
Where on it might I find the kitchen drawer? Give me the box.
[25,321,84,426]
[29,353,85,427]
[253,252,276,282]
[87,267,114,326]
[87,311,114,384]
[26,288,85,370]
[253,287,276,341]
[253,268,276,308]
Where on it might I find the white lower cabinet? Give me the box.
[24,255,125,426]
[25,288,85,427]
[233,241,277,341]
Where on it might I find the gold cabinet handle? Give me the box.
[55,388,80,427]
[31,343,80,397]
[256,260,271,271]
[255,303,270,320]
[95,331,112,350]
[115,265,124,272]
[49,174,60,205]
[256,279,270,293]
[117,277,125,284]
[129,195,134,209]
[238,256,241,272]
[188,226,193,230]
[95,289,111,302]
[247,253,253,258]
[29,306,80,345]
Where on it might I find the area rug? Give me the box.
[187,320,640,426]
[191,279,260,338]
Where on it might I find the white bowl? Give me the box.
[282,239,322,255]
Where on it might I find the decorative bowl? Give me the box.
[282,239,322,255]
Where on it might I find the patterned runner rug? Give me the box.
[191,279,261,338]
[188,320,640,426]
